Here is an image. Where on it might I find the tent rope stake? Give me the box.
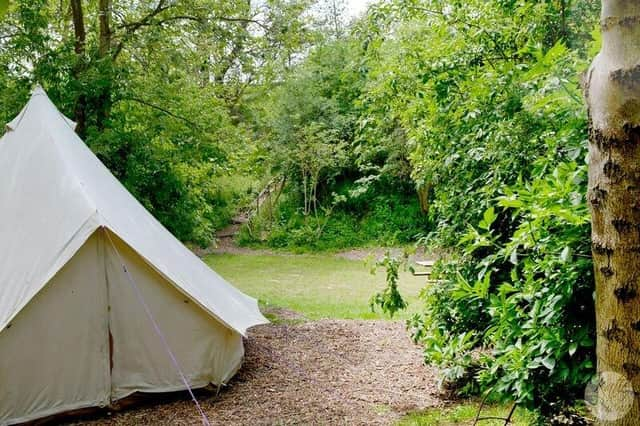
[104,230,211,426]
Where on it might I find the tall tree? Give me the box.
[96,0,112,130]
[585,0,640,423]
[70,0,87,136]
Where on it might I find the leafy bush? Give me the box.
[238,187,429,251]
[357,0,599,416]
[412,161,594,410]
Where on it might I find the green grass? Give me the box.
[398,402,539,425]
[205,252,427,320]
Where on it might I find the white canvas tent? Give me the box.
[0,87,268,425]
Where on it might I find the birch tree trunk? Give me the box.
[585,1,640,423]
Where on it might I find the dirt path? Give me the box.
[76,317,442,425]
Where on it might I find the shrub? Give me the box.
[238,187,428,252]
[413,161,595,410]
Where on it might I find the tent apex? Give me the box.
[31,84,46,96]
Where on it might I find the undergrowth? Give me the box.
[237,189,429,252]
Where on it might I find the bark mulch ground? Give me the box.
[74,316,442,425]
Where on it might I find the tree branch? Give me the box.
[112,0,170,59]
[213,16,267,30]
[112,1,266,60]
[123,97,200,128]
[404,4,509,61]
[118,14,265,29]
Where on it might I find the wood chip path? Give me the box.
[72,317,442,425]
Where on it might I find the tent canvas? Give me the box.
[0,87,268,425]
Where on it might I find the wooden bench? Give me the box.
[413,260,435,277]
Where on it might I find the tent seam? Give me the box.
[0,213,99,333]
[99,222,250,336]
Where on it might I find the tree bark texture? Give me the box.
[417,182,431,216]
[97,0,112,129]
[70,0,87,137]
[586,1,640,424]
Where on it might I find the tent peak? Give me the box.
[5,84,77,132]
[31,84,46,96]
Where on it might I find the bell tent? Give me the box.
[0,87,268,424]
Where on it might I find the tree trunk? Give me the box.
[585,1,640,423]
[98,0,111,57]
[70,0,87,137]
[417,181,431,216]
[97,0,112,130]
[559,0,567,42]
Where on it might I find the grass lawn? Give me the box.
[398,402,539,425]
[205,252,428,320]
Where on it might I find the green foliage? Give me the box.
[346,0,599,416]
[415,161,594,409]
[369,253,408,318]
[473,162,593,407]
[423,329,480,395]
[398,401,539,426]
[0,0,9,18]
[239,189,428,251]
[242,3,599,413]
[258,38,361,209]
[0,0,318,247]
[249,31,431,250]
